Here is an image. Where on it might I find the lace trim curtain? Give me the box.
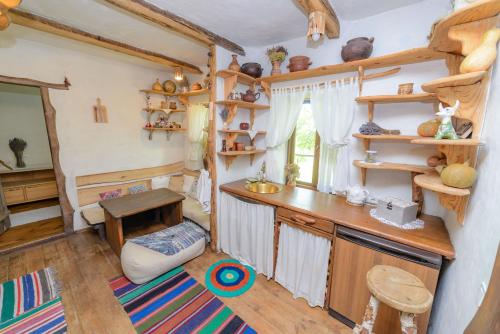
[186,104,208,170]
[265,88,307,183]
[310,78,358,193]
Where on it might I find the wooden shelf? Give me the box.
[414,172,470,196]
[258,48,446,84]
[353,133,421,141]
[143,108,186,113]
[216,100,269,110]
[428,0,500,55]
[143,127,186,141]
[356,93,437,104]
[422,71,487,93]
[216,70,257,86]
[218,129,266,135]
[218,150,266,156]
[178,88,209,97]
[140,89,176,97]
[354,160,433,174]
[411,138,482,146]
[218,149,266,170]
[143,127,186,131]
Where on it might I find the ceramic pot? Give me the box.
[191,82,202,91]
[236,143,245,151]
[239,89,260,103]
[228,54,241,72]
[240,122,250,130]
[346,185,369,206]
[288,56,312,72]
[341,37,374,62]
[169,102,177,110]
[240,63,263,78]
[271,60,282,76]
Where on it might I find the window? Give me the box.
[288,103,320,188]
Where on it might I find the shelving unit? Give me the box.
[140,87,208,141]
[215,71,268,169]
[421,71,487,92]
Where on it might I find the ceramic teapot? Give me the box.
[240,89,261,103]
[346,185,369,206]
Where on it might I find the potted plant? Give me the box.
[266,46,288,76]
[285,163,300,186]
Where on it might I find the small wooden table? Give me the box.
[99,188,184,255]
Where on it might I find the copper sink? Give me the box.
[244,182,283,194]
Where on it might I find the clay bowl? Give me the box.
[288,56,312,72]
[240,122,250,130]
[240,63,263,78]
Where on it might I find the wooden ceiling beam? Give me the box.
[102,0,246,56]
[9,9,202,74]
[295,0,340,38]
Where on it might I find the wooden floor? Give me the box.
[0,216,64,252]
[0,230,351,334]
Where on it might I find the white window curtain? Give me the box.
[310,78,358,193]
[186,104,208,170]
[218,192,275,278]
[265,88,307,183]
[275,223,331,307]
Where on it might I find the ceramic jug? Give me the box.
[346,185,369,206]
[460,28,500,73]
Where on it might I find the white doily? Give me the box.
[369,209,424,230]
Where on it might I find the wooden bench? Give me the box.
[75,162,210,238]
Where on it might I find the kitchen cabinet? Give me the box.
[0,169,58,206]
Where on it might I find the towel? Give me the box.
[196,169,212,214]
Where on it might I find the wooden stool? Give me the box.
[353,265,433,334]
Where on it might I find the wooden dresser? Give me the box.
[0,168,58,206]
[220,180,455,334]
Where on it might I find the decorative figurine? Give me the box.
[435,101,460,140]
[285,163,300,186]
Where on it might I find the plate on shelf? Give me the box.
[163,80,176,94]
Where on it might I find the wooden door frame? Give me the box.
[0,75,74,233]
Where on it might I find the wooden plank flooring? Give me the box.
[0,230,351,333]
[0,216,64,252]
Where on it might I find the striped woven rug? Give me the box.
[110,267,256,334]
[0,297,67,334]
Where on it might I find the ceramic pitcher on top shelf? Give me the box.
[346,185,369,206]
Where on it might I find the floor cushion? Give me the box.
[183,197,210,231]
[121,221,206,284]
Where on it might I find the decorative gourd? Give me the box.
[152,79,163,92]
[417,119,440,137]
[438,161,477,189]
[460,28,500,74]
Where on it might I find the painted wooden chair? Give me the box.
[354,265,433,334]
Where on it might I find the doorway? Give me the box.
[0,76,73,252]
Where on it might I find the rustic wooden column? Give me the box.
[40,87,74,233]
[208,45,218,251]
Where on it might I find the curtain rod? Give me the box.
[271,76,357,92]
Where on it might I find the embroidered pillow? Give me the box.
[151,175,170,190]
[128,184,147,194]
[99,189,122,200]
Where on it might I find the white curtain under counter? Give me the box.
[218,191,275,278]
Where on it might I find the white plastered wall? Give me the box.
[0,25,206,230]
[215,1,500,333]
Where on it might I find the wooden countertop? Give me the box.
[220,180,455,260]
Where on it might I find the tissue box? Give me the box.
[376,197,418,225]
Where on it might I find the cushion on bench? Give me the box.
[81,207,105,225]
[182,197,210,231]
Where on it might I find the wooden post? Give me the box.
[208,45,218,251]
[40,87,74,233]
